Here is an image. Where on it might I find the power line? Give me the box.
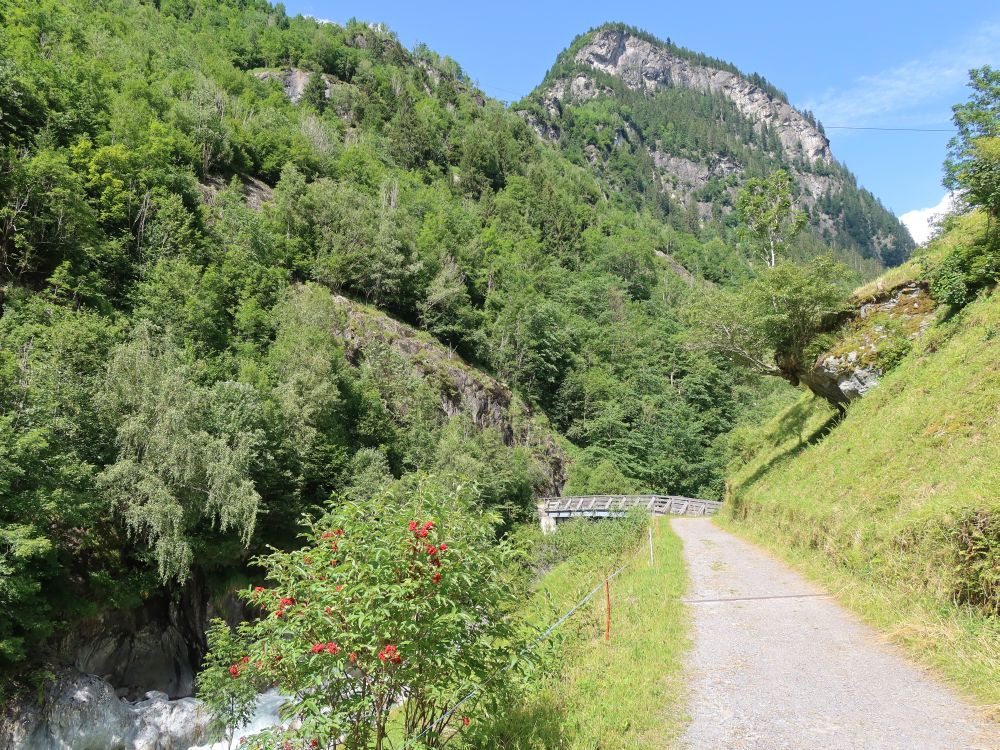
[824,125,953,132]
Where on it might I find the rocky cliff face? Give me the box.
[575,28,832,165]
[804,282,937,407]
[329,295,568,495]
[521,26,913,266]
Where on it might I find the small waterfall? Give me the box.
[190,689,287,750]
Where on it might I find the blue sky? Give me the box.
[284,1,999,226]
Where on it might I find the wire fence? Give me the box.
[401,526,653,748]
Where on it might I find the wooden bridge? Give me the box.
[537,495,723,532]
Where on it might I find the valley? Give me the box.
[0,2,996,748]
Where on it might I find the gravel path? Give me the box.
[672,518,998,750]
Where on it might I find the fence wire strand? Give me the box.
[402,528,651,748]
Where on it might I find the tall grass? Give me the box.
[471,516,690,748]
[724,285,1000,707]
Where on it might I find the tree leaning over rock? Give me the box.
[683,257,852,407]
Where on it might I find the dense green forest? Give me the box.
[0,0,905,684]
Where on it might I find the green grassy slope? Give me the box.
[723,271,1000,704]
[482,517,690,749]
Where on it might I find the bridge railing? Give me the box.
[538,494,723,520]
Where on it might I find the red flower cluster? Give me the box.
[378,644,401,664]
[228,664,240,678]
[311,740,320,748]
[321,528,344,539]
[253,586,265,593]
[462,716,471,727]
[274,595,295,618]
[425,540,447,580]
[309,641,340,655]
[349,652,357,663]
[409,519,435,538]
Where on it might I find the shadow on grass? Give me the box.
[737,404,844,492]
[470,691,569,750]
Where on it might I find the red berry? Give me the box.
[408,521,419,531]
[438,543,448,552]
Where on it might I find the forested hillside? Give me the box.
[0,0,913,692]
[519,24,914,280]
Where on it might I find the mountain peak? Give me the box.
[573,26,833,165]
[521,24,913,266]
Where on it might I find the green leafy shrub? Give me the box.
[199,479,531,750]
[949,509,1000,614]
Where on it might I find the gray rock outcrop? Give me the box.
[328,294,568,495]
[253,69,330,103]
[803,282,937,407]
[574,28,832,164]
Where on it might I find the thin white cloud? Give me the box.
[805,23,1000,127]
[899,192,958,245]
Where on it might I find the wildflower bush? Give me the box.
[198,480,532,750]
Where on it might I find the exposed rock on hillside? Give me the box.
[805,282,937,406]
[576,28,832,164]
[521,25,914,266]
[328,295,568,495]
[253,68,330,103]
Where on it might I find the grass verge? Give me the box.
[723,281,1000,710]
[479,517,690,749]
